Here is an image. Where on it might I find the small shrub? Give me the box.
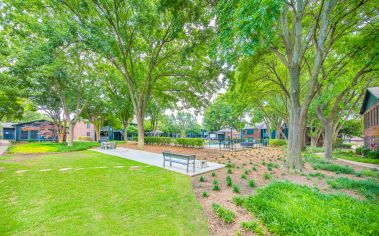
[267,166,273,171]
[212,203,236,224]
[225,163,235,168]
[360,168,379,178]
[248,179,256,188]
[362,148,371,157]
[240,174,247,179]
[232,185,240,193]
[212,180,221,191]
[199,176,206,182]
[367,150,379,159]
[269,139,287,146]
[355,147,363,155]
[211,172,216,177]
[252,166,257,171]
[201,191,209,197]
[263,173,272,180]
[267,162,279,168]
[227,168,233,174]
[232,196,245,206]
[226,176,233,187]
[241,222,264,236]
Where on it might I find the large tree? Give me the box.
[57,0,219,147]
[216,0,376,170]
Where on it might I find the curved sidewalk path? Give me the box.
[92,147,225,176]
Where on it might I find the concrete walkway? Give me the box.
[337,158,379,170]
[92,147,225,176]
[0,140,10,156]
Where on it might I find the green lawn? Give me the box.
[0,151,208,235]
[7,142,99,154]
[244,181,379,236]
[333,151,379,165]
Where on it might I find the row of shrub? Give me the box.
[133,137,205,148]
[144,137,172,145]
[268,139,287,146]
[174,138,205,148]
[355,147,379,159]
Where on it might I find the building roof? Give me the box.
[13,119,52,126]
[1,122,17,129]
[243,122,267,130]
[360,87,379,114]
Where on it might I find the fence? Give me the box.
[206,138,268,151]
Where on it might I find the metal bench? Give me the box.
[162,152,196,173]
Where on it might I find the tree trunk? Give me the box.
[286,67,304,171]
[67,123,74,146]
[136,111,144,148]
[323,120,334,160]
[123,122,128,142]
[275,128,280,139]
[287,112,304,170]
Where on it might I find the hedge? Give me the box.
[269,139,287,146]
[174,138,205,148]
[144,137,172,145]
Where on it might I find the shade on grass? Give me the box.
[7,142,99,154]
[0,151,208,235]
[244,181,379,236]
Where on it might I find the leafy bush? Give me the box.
[269,139,287,146]
[225,163,235,168]
[367,150,379,159]
[240,173,247,179]
[174,138,205,148]
[212,203,236,224]
[355,147,363,155]
[362,148,371,157]
[211,171,216,177]
[241,222,264,236]
[244,181,379,235]
[227,168,233,174]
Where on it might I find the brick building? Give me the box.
[360,87,379,150]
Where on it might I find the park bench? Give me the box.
[162,151,196,173]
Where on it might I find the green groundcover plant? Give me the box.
[244,181,379,236]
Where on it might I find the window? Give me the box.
[30,130,38,140]
[87,132,90,137]
[20,130,28,140]
[87,122,91,129]
[247,129,254,135]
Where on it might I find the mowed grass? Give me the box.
[0,151,208,235]
[7,142,99,154]
[244,181,379,236]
